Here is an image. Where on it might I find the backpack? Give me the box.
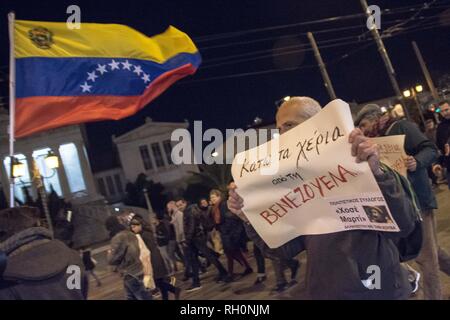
[380,163,423,262]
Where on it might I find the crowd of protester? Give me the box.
[1,98,450,300]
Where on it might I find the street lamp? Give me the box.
[11,157,26,178]
[403,85,426,128]
[142,187,155,221]
[44,151,59,170]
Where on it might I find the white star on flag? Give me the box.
[87,71,98,82]
[141,73,151,83]
[133,65,143,75]
[96,64,108,75]
[122,60,132,70]
[80,82,92,92]
[109,59,120,70]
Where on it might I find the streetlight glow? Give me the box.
[44,151,59,170]
[12,158,25,178]
[415,84,423,93]
[403,90,411,98]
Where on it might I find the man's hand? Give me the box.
[227,187,249,223]
[405,155,417,172]
[348,128,383,176]
[180,241,188,249]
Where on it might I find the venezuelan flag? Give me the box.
[14,20,201,138]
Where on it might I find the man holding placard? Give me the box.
[356,103,450,300]
[228,97,418,299]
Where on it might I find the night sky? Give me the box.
[1,0,449,170]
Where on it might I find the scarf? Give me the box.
[135,234,155,290]
[212,201,222,225]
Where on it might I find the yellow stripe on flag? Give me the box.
[15,20,198,62]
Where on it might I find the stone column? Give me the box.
[52,145,71,199]
[23,151,38,200]
[74,141,97,196]
[0,155,11,204]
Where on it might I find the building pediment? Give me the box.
[113,119,189,144]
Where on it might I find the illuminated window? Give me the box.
[60,143,86,193]
[3,154,31,203]
[33,148,62,196]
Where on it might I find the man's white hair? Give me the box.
[279,96,322,119]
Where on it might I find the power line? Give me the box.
[198,19,407,51]
[201,6,450,70]
[182,19,450,84]
[193,2,450,43]
[183,64,317,84]
[201,38,373,70]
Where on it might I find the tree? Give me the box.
[124,173,167,212]
[184,164,233,201]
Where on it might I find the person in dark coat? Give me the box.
[182,202,230,291]
[356,103,450,299]
[210,189,253,278]
[80,247,101,287]
[228,97,417,300]
[105,215,152,300]
[154,215,176,276]
[434,100,450,189]
[0,206,87,300]
[130,216,181,300]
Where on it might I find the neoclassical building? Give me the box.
[107,117,199,198]
[0,108,100,206]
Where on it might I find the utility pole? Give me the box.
[307,32,337,100]
[412,41,440,100]
[142,187,155,222]
[32,160,54,237]
[360,0,410,119]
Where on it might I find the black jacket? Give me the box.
[436,118,450,167]
[107,230,143,278]
[140,229,168,280]
[156,221,171,247]
[245,171,416,299]
[216,201,246,252]
[183,204,206,244]
[0,227,87,300]
[385,119,438,210]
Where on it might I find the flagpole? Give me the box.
[8,12,16,208]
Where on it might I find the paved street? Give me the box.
[88,185,450,300]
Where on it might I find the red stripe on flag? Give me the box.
[15,63,197,138]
